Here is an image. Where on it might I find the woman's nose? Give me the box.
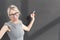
[13,15,17,18]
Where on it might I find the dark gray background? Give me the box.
[0,0,60,40]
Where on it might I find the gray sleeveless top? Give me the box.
[5,20,25,40]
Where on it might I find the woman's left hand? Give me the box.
[30,11,36,20]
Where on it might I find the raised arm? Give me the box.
[22,11,36,32]
[0,25,10,39]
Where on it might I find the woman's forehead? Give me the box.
[9,10,18,14]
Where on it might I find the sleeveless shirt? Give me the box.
[5,20,25,40]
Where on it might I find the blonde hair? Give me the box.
[7,5,21,16]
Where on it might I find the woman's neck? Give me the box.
[10,19,19,24]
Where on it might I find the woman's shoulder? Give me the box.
[4,21,12,26]
[19,20,22,22]
[19,20,24,25]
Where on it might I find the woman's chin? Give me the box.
[12,19,18,21]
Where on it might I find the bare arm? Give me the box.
[23,19,35,32]
[0,25,10,39]
[22,11,35,32]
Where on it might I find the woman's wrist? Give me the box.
[32,18,35,21]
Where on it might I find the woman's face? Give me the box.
[9,7,20,21]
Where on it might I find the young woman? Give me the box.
[0,5,35,40]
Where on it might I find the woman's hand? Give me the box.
[30,11,36,20]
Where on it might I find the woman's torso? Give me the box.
[5,20,25,40]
